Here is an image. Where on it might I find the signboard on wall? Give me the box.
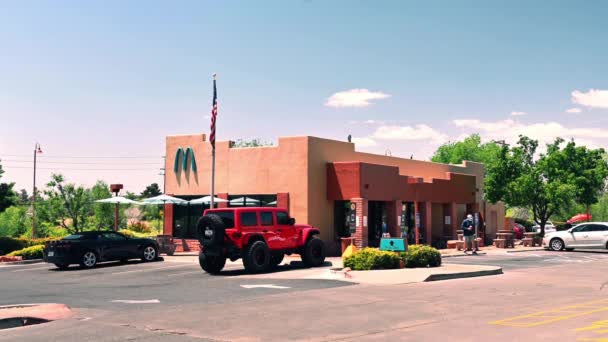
[415,212,421,229]
[348,202,357,235]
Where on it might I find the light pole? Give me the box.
[32,143,43,239]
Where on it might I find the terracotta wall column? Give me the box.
[351,198,368,248]
[450,202,458,239]
[386,200,402,238]
[163,203,174,236]
[277,192,290,212]
[424,202,433,246]
[217,193,229,208]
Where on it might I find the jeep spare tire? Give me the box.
[196,214,225,248]
[243,240,271,273]
[302,236,326,267]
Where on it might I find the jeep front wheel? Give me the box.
[199,252,226,274]
[243,240,271,273]
[302,236,326,267]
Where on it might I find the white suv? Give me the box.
[543,223,608,251]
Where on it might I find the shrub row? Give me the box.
[0,237,59,256]
[401,245,442,268]
[343,248,401,270]
[343,245,442,271]
[119,229,157,238]
[7,245,45,260]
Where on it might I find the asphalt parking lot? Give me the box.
[4,250,608,341]
[0,258,352,311]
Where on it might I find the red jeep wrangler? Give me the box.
[196,207,326,274]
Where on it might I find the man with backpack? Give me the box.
[462,214,477,255]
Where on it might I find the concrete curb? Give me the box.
[424,267,503,282]
[0,259,43,266]
[441,252,487,258]
[506,248,545,253]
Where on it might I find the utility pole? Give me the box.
[160,156,166,193]
[32,143,42,239]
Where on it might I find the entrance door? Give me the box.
[368,201,386,248]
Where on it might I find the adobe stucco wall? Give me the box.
[306,136,487,252]
[165,135,311,224]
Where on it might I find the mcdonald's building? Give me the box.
[163,134,505,254]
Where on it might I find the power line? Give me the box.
[5,166,160,171]
[1,159,162,165]
[0,154,161,159]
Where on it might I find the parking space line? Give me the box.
[168,270,205,277]
[11,266,53,272]
[108,264,191,275]
[490,299,608,327]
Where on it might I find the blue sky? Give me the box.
[1,0,607,193]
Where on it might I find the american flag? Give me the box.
[210,77,218,149]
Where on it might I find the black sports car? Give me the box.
[44,231,160,269]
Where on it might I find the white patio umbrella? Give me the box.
[265,200,277,206]
[229,197,260,206]
[95,196,141,205]
[188,196,229,205]
[95,196,142,231]
[141,194,188,205]
[141,195,188,233]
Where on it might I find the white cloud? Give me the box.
[571,89,608,109]
[451,118,607,150]
[510,111,527,116]
[351,137,378,147]
[371,124,449,143]
[325,89,391,108]
[565,108,582,114]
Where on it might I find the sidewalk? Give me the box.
[441,245,545,258]
[165,255,502,285]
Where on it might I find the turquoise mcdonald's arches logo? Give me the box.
[174,147,197,173]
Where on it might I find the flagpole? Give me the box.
[210,73,217,210]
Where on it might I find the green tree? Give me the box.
[485,136,607,235]
[431,134,501,165]
[0,159,18,212]
[43,174,92,233]
[89,181,115,229]
[140,183,161,198]
[556,141,608,216]
[0,206,31,237]
[125,191,139,201]
[18,189,29,204]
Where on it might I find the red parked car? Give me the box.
[196,207,326,274]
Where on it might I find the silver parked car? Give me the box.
[543,222,608,251]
